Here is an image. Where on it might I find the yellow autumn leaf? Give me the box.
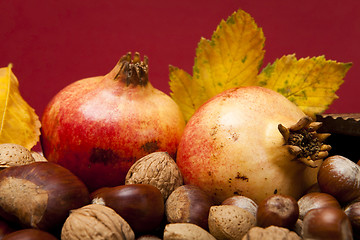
[170,9,265,121]
[0,65,41,150]
[168,66,198,121]
[257,54,352,118]
[169,8,352,122]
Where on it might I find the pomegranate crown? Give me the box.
[115,52,149,86]
[278,116,331,168]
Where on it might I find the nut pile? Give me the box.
[0,147,358,239]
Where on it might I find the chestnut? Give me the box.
[136,235,162,240]
[221,195,258,217]
[297,192,341,220]
[344,200,360,238]
[304,182,321,194]
[2,229,58,240]
[0,218,16,239]
[0,162,90,232]
[91,184,164,233]
[302,207,353,240]
[317,155,360,204]
[256,194,299,229]
[165,185,214,230]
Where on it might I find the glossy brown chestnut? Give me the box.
[136,235,162,240]
[318,155,360,204]
[2,229,58,240]
[344,200,360,238]
[256,194,299,229]
[221,195,258,217]
[304,182,321,194]
[0,218,16,239]
[297,192,341,220]
[0,162,90,232]
[302,207,353,240]
[91,184,164,233]
[165,185,214,230]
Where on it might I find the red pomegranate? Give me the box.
[41,52,185,191]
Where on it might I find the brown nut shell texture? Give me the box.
[163,223,216,240]
[209,205,256,240]
[61,204,135,240]
[242,226,301,240]
[125,152,183,200]
[31,151,48,162]
[0,143,35,168]
[0,162,90,231]
[0,177,47,227]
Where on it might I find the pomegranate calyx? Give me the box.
[278,116,331,168]
[114,52,149,87]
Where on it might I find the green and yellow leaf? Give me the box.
[258,55,352,118]
[170,9,265,122]
[0,65,41,150]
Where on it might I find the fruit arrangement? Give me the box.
[0,8,358,240]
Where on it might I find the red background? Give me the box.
[1,0,360,119]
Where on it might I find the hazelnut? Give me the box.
[2,228,58,240]
[163,223,216,240]
[297,192,341,220]
[242,226,301,240]
[0,162,90,232]
[208,205,256,240]
[302,207,353,240]
[318,155,360,204]
[0,143,35,168]
[221,195,258,217]
[165,185,213,230]
[256,194,299,229]
[91,184,164,233]
[125,152,183,200]
[61,204,135,240]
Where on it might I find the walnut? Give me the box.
[242,226,301,240]
[125,152,183,200]
[61,204,135,240]
[0,143,35,168]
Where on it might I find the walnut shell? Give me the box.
[125,152,183,200]
[61,204,135,240]
[0,143,35,168]
[242,226,301,240]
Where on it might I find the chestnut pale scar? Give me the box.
[0,177,48,228]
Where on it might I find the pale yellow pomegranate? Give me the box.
[176,86,330,204]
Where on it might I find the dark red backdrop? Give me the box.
[1,0,359,118]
